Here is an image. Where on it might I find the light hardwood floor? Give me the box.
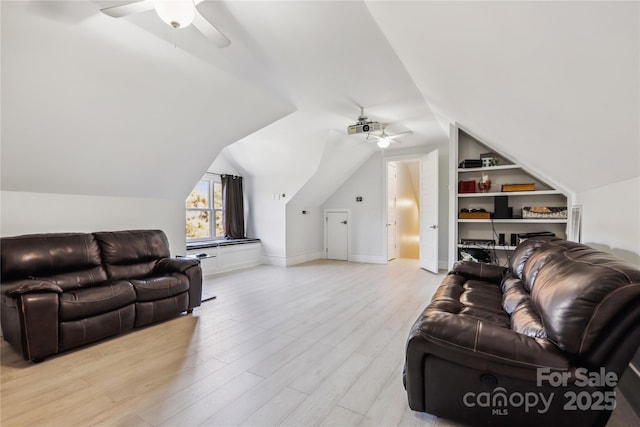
[1,259,638,426]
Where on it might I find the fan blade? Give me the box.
[192,9,230,47]
[100,0,154,18]
[387,130,413,140]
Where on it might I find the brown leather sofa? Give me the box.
[404,237,640,426]
[1,229,202,362]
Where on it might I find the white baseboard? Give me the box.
[261,254,287,267]
[286,251,324,266]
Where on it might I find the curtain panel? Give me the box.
[221,175,245,239]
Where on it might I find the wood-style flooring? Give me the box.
[1,259,638,426]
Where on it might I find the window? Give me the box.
[186,174,223,241]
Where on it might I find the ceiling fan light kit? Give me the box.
[376,138,391,149]
[154,0,195,29]
[100,0,231,48]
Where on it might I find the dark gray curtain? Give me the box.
[221,175,245,239]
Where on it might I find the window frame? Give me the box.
[186,173,224,242]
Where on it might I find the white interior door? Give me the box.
[327,211,348,260]
[387,163,398,261]
[419,149,439,273]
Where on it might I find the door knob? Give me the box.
[429,225,438,229]
[341,221,348,224]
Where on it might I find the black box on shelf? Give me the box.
[494,196,512,219]
[459,159,483,168]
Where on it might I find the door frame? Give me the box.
[382,153,440,269]
[387,162,398,261]
[324,208,351,261]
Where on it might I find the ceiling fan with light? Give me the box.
[368,124,413,149]
[100,0,230,48]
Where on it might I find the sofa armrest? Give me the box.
[450,261,507,283]
[2,279,63,297]
[154,258,200,274]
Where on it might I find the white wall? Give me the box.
[321,145,451,267]
[0,191,186,256]
[244,176,288,266]
[576,176,640,264]
[322,152,386,263]
[285,205,324,265]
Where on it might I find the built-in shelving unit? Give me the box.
[448,123,572,268]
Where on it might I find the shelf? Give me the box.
[457,165,520,173]
[458,190,563,197]
[458,244,516,251]
[458,219,567,224]
[450,124,569,269]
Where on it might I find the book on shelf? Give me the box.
[501,183,535,192]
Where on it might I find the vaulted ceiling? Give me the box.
[2,1,638,203]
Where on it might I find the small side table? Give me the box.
[177,254,217,303]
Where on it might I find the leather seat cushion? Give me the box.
[59,281,136,321]
[131,274,189,302]
[427,275,510,328]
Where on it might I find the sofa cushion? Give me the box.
[59,281,136,321]
[93,230,170,280]
[508,236,557,283]
[0,233,107,290]
[428,274,511,328]
[130,274,189,302]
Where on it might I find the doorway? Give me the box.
[387,160,419,260]
[385,150,439,273]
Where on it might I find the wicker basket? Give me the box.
[522,206,568,219]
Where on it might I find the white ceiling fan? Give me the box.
[369,124,413,149]
[100,0,230,48]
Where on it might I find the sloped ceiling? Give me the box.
[366,1,639,193]
[2,1,637,205]
[211,1,446,205]
[1,1,293,199]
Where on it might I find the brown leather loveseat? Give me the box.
[1,229,202,362]
[404,237,640,426]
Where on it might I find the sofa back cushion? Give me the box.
[521,239,640,355]
[93,230,170,280]
[508,237,559,288]
[0,233,107,290]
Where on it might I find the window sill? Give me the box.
[186,238,260,250]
